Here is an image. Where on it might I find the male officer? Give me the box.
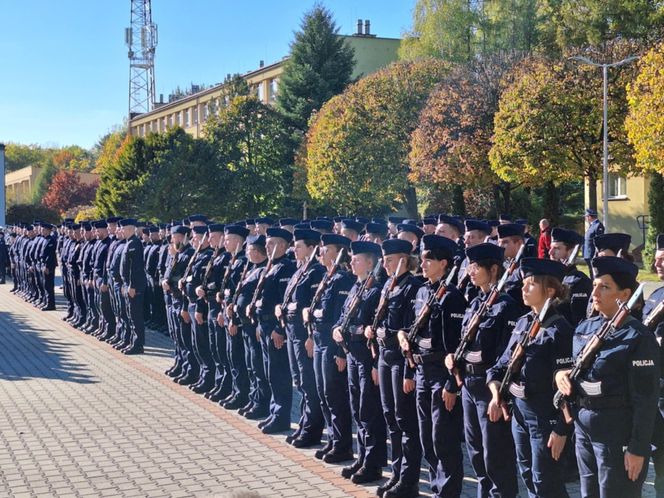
[647,234,664,497]
[583,208,604,277]
[515,218,537,258]
[38,223,57,310]
[0,229,8,284]
[91,220,114,339]
[119,218,146,354]
[549,227,592,327]
[185,225,216,393]
[497,223,527,312]
[277,228,325,446]
[341,219,363,242]
[252,227,297,433]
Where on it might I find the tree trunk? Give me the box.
[542,181,560,225]
[403,184,419,219]
[587,173,597,211]
[501,182,512,215]
[452,184,466,216]
[492,184,501,218]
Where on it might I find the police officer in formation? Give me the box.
[5,212,664,498]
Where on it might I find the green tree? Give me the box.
[6,203,60,225]
[303,59,449,217]
[625,41,664,265]
[276,4,355,132]
[31,159,59,204]
[204,96,295,220]
[490,53,636,211]
[3,143,54,172]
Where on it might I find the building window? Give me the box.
[608,173,627,199]
[257,83,264,102]
[184,109,190,128]
[201,105,208,123]
[269,79,278,102]
[161,117,166,131]
[192,107,198,126]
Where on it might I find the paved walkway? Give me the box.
[0,282,657,497]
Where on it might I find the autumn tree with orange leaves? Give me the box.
[42,170,98,217]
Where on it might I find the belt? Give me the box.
[377,335,399,348]
[412,351,444,365]
[578,395,627,410]
[464,363,488,375]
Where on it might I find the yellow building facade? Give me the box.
[585,173,650,252]
[5,166,100,206]
[129,32,401,140]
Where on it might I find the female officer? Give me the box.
[555,256,659,498]
[332,241,386,484]
[444,242,520,498]
[305,234,355,463]
[487,257,573,498]
[399,234,466,497]
[365,238,422,498]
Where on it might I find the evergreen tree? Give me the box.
[276,5,355,132]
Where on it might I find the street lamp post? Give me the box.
[569,55,638,233]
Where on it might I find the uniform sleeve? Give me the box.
[550,319,574,435]
[626,329,660,456]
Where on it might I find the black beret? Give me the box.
[81,222,93,231]
[106,216,122,223]
[387,216,406,224]
[266,227,293,242]
[192,226,208,235]
[515,218,528,225]
[466,243,505,263]
[279,218,298,227]
[119,218,137,227]
[397,223,423,239]
[311,219,334,232]
[294,229,321,243]
[255,217,275,225]
[371,218,388,225]
[342,219,364,233]
[321,234,351,247]
[497,223,525,239]
[247,234,266,246]
[141,227,150,235]
[382,239,413,256]
[423,217,437,226]
[585,208,598,217]
[591,256,638,280]
[69,224,78,231]
[366,222,388,237]
[488,220,500,228]
[294,222,311,230]
[208,223,225,233]
[171,225,191,236]
[520,257,566,282]
[657,234,664,251]
[187,214,208,223]
[499,213,512,222]
[421,234,457,260]
[351,241,382,256]
[41,223,55,230]
[438,215,464,234]
[465,219,491,234]
[245,218,255,225]
[594,233,631,254]
[551,228,580,245]
[225,225,250,238]
[92,220,108,229]
[355,216,370,225]
[333,216,344,223]
[147,225,159,233]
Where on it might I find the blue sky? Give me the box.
[0,0,415,149]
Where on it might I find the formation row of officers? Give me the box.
[3,213,664,498]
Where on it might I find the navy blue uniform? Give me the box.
[488,311,574,498]
[256,255,297,427]
[459,291,520,498]
[311,270,355,453]
[412,280,466,497]
[571,315,659,498]
[645,285,664,497]
[335,275,387,471]
[583,220,604,276]
[375,272,422,486]
[560,266,592,328]
[121,234,147,351]
[283,260,325,441]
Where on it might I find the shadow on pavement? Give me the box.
[0,310,98,384]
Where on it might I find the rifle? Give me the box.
[279,246,319,329]
[498,298,552,400]
[644,299,664,332]
[226,259,250,324]
[201,239,226,301]
[564,244,581,267]
[178,232,208,291]
[403,264,458,369]
[451,244,525,385]
[553,283,645,422]
[336,259,382,354]
[368,257,405,359]
[246,246,278,325]
[306,248,346,337]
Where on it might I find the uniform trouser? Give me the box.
[416,362,463,498]
[124,288,145,349]
[188,302,215,387]
[512,396,569,498]
[74,279,87,323]
[99,287,116,337]
[652,396,664,498]
[462,375,518,498]
[43,269,55,307]
[241,321,270,409]
[35,266,45,303]
[348,339,387,469]
[286,319,323,439]
[313,327,352,453]
[575,407,649,498]
[152,285,166,328]
[113,284,129,342]
[378,345,421,485]
[174,299,198,379]
[226,317,249,401]
[86,285,98,326]
[143,281,154,323]
[165,294,184,368]
[208,302,232,392]
[0,257,6,281]
[258,320,292,424]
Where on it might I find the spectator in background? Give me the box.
[537,219,551,259]
[583,208,605,277]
